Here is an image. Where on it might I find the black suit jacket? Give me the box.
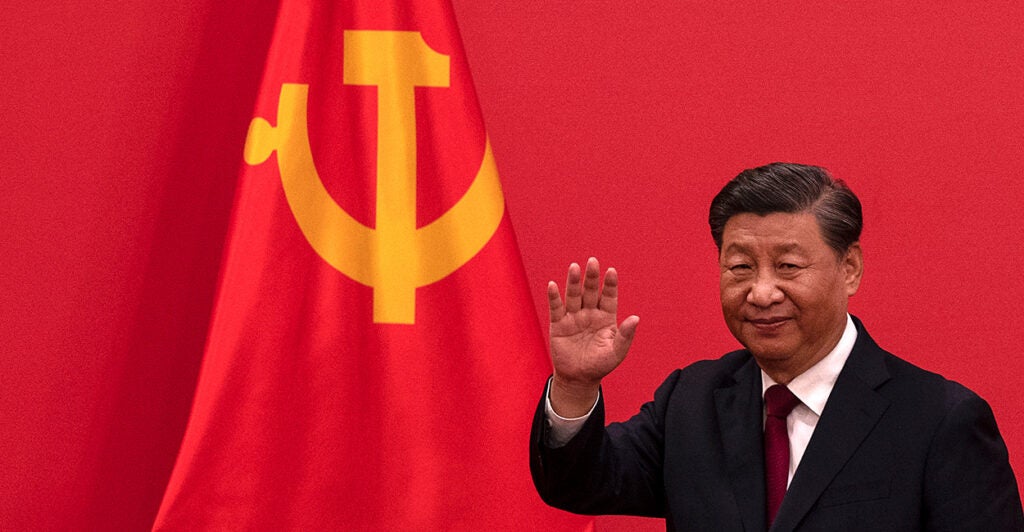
[530,318,1024,530]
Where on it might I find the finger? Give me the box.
[598,267,619,314]
[581,257,601,308]
[547,281,566,322]
[613,315,640,359]
[564,262,583,313]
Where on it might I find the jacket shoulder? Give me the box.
[876,347,981,411]
[673,349,752,385]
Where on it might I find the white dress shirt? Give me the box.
[545,314,859,487]
[761,314,856,486]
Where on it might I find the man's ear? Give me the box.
[844,242,864,296]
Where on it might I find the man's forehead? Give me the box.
[720,212,827,252]
[722,239,810,255]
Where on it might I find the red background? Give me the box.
[1,2,1021,530]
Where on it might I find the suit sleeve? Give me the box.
[922,384,1024,530]
[529,372,683,517]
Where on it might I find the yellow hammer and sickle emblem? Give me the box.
[243,30,504,325]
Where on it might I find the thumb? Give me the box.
[613,315,640,359]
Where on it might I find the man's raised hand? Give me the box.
[547,257,639,417]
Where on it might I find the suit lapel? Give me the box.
[714,356,767,532]
[770,322,892,531]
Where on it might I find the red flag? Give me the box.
[153,1,591,529]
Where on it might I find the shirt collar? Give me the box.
[761,314,857,416]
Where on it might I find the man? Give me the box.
[530,163,1023,530]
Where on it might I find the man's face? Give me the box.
[718,211,863,380]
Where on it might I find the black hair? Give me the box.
[708,162,862,254]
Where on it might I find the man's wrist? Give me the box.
[544,376,599,448]
[549,374,601,418]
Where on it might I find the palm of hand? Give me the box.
[551,302,623,384]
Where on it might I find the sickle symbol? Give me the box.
[243,30,505,324]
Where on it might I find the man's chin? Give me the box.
[742,341,796,363]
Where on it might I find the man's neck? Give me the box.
[758,314,856,385]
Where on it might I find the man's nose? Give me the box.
[747,271,783,307]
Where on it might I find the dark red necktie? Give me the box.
[764,384,801,527]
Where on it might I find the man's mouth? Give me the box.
[747,317,791,332]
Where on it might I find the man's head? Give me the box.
[709,163,865,382]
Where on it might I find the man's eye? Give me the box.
[730,264,752,272]
[779,263,800,271]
